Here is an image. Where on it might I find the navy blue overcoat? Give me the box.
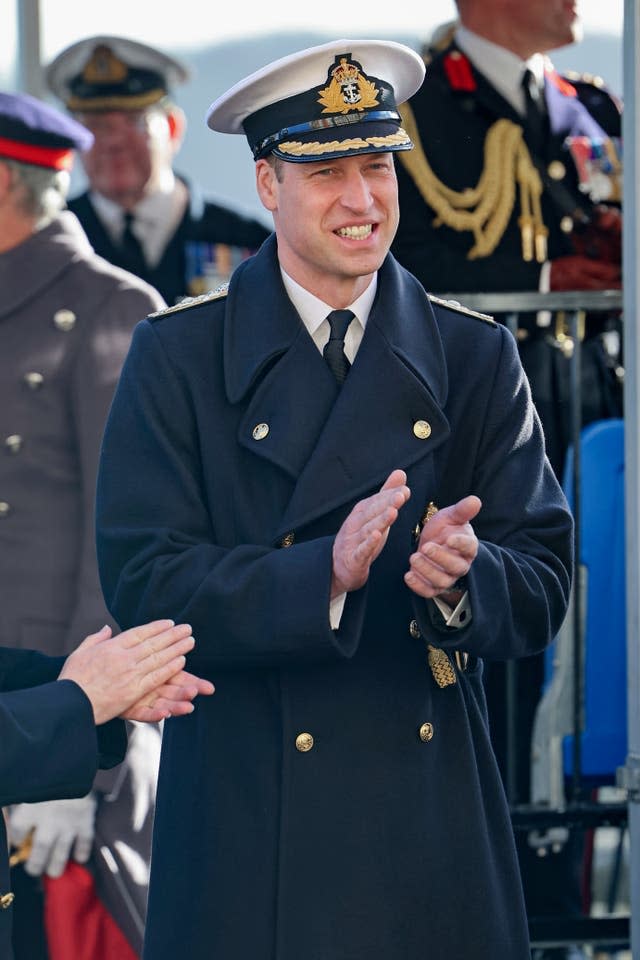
[96,236,573,960]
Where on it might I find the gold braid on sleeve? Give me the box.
[398,102,548,263]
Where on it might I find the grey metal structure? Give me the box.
[621,1,640,955]
[15,0,44,98]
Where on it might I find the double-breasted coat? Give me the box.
[0,210,165,953]
[96,235,573,960]
[0,646,125,959]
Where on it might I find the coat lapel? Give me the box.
[224,242,451,538]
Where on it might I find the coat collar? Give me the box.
[0,212,94,320]
[223,235,448,405]
[222,238,450,537]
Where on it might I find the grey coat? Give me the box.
[0,210,165,954]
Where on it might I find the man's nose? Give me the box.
[341,171,373,209]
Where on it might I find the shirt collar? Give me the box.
[280,268,377,338]
[455,25,546,114]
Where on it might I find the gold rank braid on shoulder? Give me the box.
[398,103,548,263]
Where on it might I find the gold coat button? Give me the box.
[0,502,10,517]
[24,371,44,390]
[252,422,269,441]
[0,892,14,909]
[547,160,566,181]
[295,732,314,752]
[5,435,23,454]
[419,722,434,743]
[53,309,76,332]
[280,532,295,548]
[560,216,574,234]
[409,619,421,640]
[413,420,431,440]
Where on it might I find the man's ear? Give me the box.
[166,105,186,147]
[255,158,278,212]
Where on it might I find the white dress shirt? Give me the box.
[88,170,188,268]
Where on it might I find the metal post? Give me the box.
[620,1,640,955]
[569,310,584,803]
[16,0,44,98]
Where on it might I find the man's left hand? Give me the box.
[404,495,481,599]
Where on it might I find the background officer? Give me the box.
[45,34,271,305]
[392,0,623,479]
[390,3,623,956]
[0,90,165,960]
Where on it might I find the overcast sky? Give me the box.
[5,0,624,68]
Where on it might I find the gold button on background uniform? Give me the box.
[295,732,314,752]
[0,892,14,909]
[53,308,76,331]
[413,420,431,440]
[4,435,23,454]
[560,216,574,234]
[280,532,295,547]
[0,502,10,517]
[409,619,421,639]
[252,422,269,441]
[24,371,44,390]
[419,722,434,742]
[547,160,566,181]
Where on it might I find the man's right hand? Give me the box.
[58,620,213,725]
[331,469,410,598]
[550,254,621,290]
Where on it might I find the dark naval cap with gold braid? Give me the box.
[206,39,425,163]
[45,35,189,113]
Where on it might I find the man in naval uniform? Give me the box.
[45,35,271,306]
[390,3,622,954]
[95,39,573,960]
[0,91,167,960]
[392,0,623,479]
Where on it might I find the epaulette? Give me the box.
[441,49,476,92]
[428,294,497,327]
[561,69,608,90]
[149,284,229,319]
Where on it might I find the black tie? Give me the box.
[521,68,547,157]
[323,310,354,385]
[119,212,148,277]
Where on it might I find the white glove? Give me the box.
[126,722,162,832]
[8,793,97,878]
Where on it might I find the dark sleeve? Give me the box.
[414,324,573,660]
[0,676,126,806]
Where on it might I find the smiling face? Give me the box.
[256,152,400,307]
